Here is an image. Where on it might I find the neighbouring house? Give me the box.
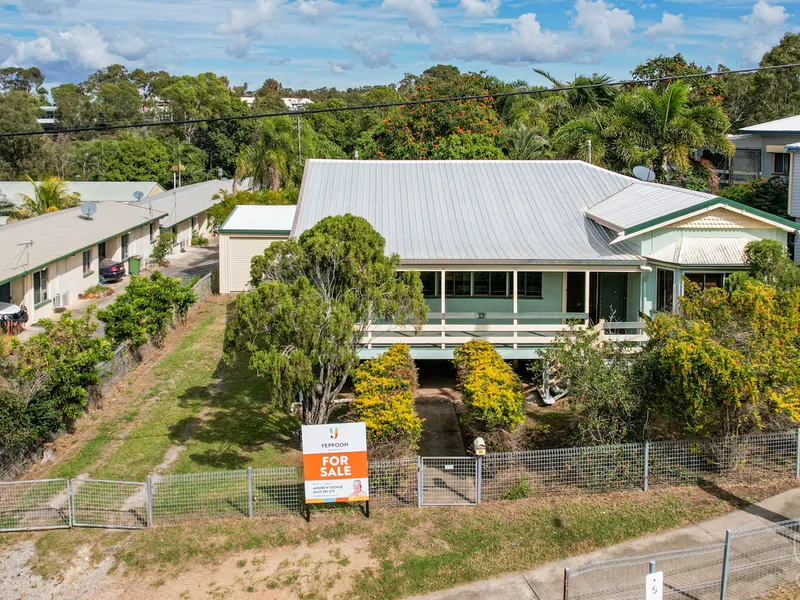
[725,115,800,183]
[281,97,313,112]
[282,159,797,360]
[134,179,236,250]
[0,181,165,225]
[218,204,296,293]
[0,203,167,324]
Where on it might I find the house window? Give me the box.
[445,272,471,297]
[121,234,129,260]
[518,272,543,298]
[82,249,92,274]
[420,272,439,298]
[774,153,790,175]
[172,226,178,245]
[685,272,729,290]
[33,268,48,305]
[472,272,509,297]
[191,216,197,232]
[98,242,106,261]
[657,269,674,312]
[150,223,156,244]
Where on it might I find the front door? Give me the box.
[565,272,586,314]
[0,282,10,304]
[590,273,628,324]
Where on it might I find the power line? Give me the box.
[3,62,799,139]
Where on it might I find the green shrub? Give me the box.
[191,231,208,247]
[98,272,197,348]
[502,478,533,500]
[150,232,174,266]
[351,344,423,455]
[453,340,525,433]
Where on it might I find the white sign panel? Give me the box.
[302,422,369,504]
[646,571,663,600]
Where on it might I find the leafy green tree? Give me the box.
[0,90,44,179]
[193,99,255,178]
[207,189,294,231]
[631,54,724,105]
[750,33,800,124]
[0,67,45,95]
[161,72,241,143]
[98,272,197,348]
[0,192,15,218]
[430,133,506,159]
[644,281,800,438]
[719,176,789,218]
[51,83,95,129]
[95,79,143,124]
[505,124,553,160]
[150,232,175,267]
[225,215,427,424]
[538,327,644,445]
[744,239,800,290]
[6,176,81,221]
[533,70,618,127]
[101,135,173,186]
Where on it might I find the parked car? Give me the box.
[99,259,126,283]
[0,301,28,334]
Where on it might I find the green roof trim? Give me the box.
[624,198,799,236]
[219,228,291,235]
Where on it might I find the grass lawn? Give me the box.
[17,478,798,600]
[43,296,300,483]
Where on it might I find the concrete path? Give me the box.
[409,485,800,600]
[415,397,465,457]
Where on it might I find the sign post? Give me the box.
[302,422,369,516]
[646,571,663,600]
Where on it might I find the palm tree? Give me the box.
[507,124,554,160]
[6,176,81,222]
[237,116,343,191]
[553,82,734,183]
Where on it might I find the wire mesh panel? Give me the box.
[726,519,800,598]
[151,470,248,524]
[648,432,797,487]
[565,544,726,600]
[0,479,70,532]
[368,458,418,508]
[481,444,644,501]
[251,467,303,516]
[421,457,476,506]
[70,479,147,529]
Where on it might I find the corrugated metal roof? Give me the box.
[136,180,235,228]
[219,204,297,233]
[293,160,643,265]
[785,141,800,152]
[585,183,719,231]
[647,236,754,266]
[0,203,166,285]
[0,181,163,204]
[740,115,800,134]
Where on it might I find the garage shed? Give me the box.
[218,204,296,293]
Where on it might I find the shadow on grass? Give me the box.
[698,478,791,524]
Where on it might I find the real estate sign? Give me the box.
[301,422,369,504]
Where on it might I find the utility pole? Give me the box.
[587,139,592,165]
[297,115,302,165]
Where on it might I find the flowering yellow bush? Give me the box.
[454,340,525,432]
[352,344,423,449]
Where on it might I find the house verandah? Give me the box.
[362,264,649,360]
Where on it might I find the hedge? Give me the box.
[453,340,525,432]
[352,344,422,451]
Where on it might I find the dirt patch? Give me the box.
[122,538,375,600]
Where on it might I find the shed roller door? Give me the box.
[227,236,281,292]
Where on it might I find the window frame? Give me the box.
[684,272,730,291]
[149,223,156,244]
[774,153,790,175]
[518,272,543,299]
[33,268,48,306]
[656,268,675,313]
[82,249,93,275]
[121,233,129,261]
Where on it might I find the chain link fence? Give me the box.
[564,519,800,600]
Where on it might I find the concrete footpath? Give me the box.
[409,486,800,600]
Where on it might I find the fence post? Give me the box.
[563,567,570,600]
[720,529,732,600]
[643,440,650,492]
[649,560,656,574]
[795,428,800,480]
[145,475,153,528]
[476,456,482,504]
[417,456,423,508]
[247,467,254,518]
[66,479,73,528]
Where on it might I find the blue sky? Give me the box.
[0,0,795,90]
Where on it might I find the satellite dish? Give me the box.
[80,202,97,219]
[133,191,144,201]
[633,165,656,182]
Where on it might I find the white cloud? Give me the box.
[0,34,14,64]
[643,12,684,39]
[329,59,352,74]
[740,0,788,64]
[382,0,440,35]
[460,0,500,18]
[109,25,160,61]
[447,0,634,65]
[20,0,78,16]
[347,37,394,68]
[3,24,121,71]
[296,0,340,19]
[217,0,286,36]
[225,35,253,60]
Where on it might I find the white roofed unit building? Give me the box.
[281,159,797,360]
[726,115,800,182]
[218,204,296,293]
[0,203,166,325]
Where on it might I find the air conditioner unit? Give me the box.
[53,293,63,309]
[61,290,70,306]
[180,240,189,250]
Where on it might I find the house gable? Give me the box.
[669,207,788,230]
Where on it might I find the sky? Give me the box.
[0,0,796,91]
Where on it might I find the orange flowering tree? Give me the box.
[361,72,504,160]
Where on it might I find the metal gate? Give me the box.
[419,457,479,506]
[70,479,149,529]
